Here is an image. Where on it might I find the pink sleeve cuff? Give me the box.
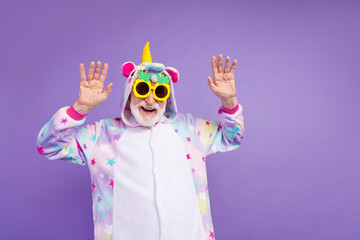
[66,105,87,120]
[222,104,239,114]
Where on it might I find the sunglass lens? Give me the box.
[136,82,150,96]
[155,85,168,99]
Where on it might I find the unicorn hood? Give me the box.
[119,42,180,127]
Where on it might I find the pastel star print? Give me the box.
[113,134,120,141]
[209,230,215,239]
[92,181,96,192]
[107,158,116,167]
[61,118,68,124]
[53,145,62,151]
[91,159,96,166]
[67,146,74,155]
[37,146,45,155]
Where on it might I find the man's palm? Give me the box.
[77,61,113,109]
[207,55,237,100]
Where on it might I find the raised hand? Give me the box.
[207,55,238,108]
[74,61,113,114]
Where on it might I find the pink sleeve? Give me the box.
[222,104,239,114]
[66,104,88,120]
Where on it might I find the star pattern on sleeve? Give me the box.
[107,158,116,167]
[113,134,120,141]
[92,181,96,192]
[186,137,191,142]
[37,146,45,155]
[61,118,68,125]
[209,230,215,239]
[109,179,114,188]
[67,146,74,155]
[186,154,191,160]
[53,145,62,151]
[91,158,96,166]
[91,134,96,142]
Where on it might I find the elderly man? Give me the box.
[36,42,244,240]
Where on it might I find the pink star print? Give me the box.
[206,121,210,126]
[186,154,191,160]
[209,230,215,239]
[92,181,96,192]
[110,179,114,188]
[217,124,222,132]
[91,159,96,166]
[61,118,68,124]
[113,134,120,141]
[77,143,83,153]
[83,144,87,150]
[202,156,205,162]
[37,146,45,155]
[186,137,191,142]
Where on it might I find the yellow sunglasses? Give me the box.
[133,79,170,101]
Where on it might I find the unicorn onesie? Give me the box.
[36,42,245,240]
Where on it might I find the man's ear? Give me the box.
[122,62,136,78]
[165,67,179,83]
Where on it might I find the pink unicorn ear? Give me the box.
[165,67,179,83]
[122,62,136,78]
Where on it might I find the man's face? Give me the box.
[130,81,167,127]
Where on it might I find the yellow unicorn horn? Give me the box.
[142,42,152,63]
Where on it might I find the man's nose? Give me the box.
[145,90,156,105]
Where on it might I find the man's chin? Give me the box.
[130,104,164,127]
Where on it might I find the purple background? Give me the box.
[1,0,359,239]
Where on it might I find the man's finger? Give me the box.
[94,61,102,80]
[79,63,86,81]
[230,59,237,74]
[224,56,230,73]
[211,56,218,75]
[218,54,223,73]
[87,61,95,80]
[99,63,109,84]
[103,82,113,95]
[207,76,216,90]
